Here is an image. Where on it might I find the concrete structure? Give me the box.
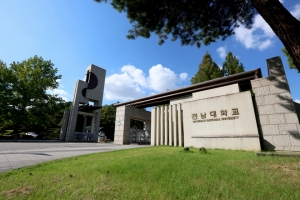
[251,57,300,151]
[114,57,300,151]
[114,106,151,144]
[60,65,106,142]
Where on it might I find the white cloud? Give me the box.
[216,46,227,59]
[279,0,284,4]
[234,15,275,51]
[121,65,147,87]
[179,73,188,80]
[295,99,300,104]
[104,64,188,101]
[47,88,69,101]
[104,72,145,101]
[234,3,300,51]
[291,4,300,18]
[148,64,177,92]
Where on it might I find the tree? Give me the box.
[95,0,300,72]
[282,48,298,72]
[100,103,117,128]
[0,56,62,135]
[100,103,118,140]
[191,52,222,84]
[0,60,12,135]
[281,18,299,73]
[222,52,245,76]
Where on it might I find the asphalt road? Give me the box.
[0,142,149,173]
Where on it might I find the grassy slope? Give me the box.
[1,147,300,199]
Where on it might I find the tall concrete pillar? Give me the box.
[178,104,183,147]
[151,108,156,146]
[251,56,300,151]
[173,104,178,146]
[156,107,160,145]
[169,105,173,146]
[60,110,70,141]
[164,105,169,145]
[160,106,164,145]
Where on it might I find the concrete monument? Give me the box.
[60,64,106,142]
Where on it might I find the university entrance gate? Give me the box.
[114,57,300,151]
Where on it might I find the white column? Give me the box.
[173,104,178,146]
[156,107,160,145]
[178,104,183,147]
[169,105,173,146]
[151,108,156,146]
[164,105,169,145]
[160,105,164,145]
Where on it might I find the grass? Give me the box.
[1,146,300,199]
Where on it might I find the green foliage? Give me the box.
[100,103,117,127]
[0,56,63,134]
[222,51,245,76]
[191,52,222,84]
[282,47,299,73]
[95,1,300,73]
[94,0,256,47]
[130,119,144,129]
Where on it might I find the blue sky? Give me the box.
[1,0,299,105]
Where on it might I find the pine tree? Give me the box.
[96,0,300,73]
[191,52,222,84]
[222,52,245,76]
[282,47,298,72]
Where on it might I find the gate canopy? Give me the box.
[114,68,262,108]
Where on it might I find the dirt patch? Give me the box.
[272,163,300,177]
[2,186,33,199]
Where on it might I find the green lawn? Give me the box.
[1,147,300,199]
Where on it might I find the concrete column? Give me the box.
[178,104,183,147]
[59,110,70,141]
[160,106,164,145]
[83,116,87,132]
[144,120,151,130]
[156,107,160,145]
[114,106,127,144]
[164,105,169,145]
[169,105,173,146]
[251,56,300,151]
[151,108,156,146]
[173,104,178,146]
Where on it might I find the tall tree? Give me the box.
[0,56,62,134]
[222,52,245,76]
[100,103,117,128]
[95,0,300,72]
[191,52,222,84]
[281,18,299,73]
[282,48,298,73]
[0,60,12,134]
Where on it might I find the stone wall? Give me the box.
[114,106,151,145]
[251,57,300,151]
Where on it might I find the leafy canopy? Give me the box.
[95,0,256,47]
[222,51,245,76]
[191,52,222,84]
[0,56,63,134]
[95,0,300,72]
[100,103,117,127]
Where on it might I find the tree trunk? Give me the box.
[251,0,300,71]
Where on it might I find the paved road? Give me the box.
[0,142,149,173]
